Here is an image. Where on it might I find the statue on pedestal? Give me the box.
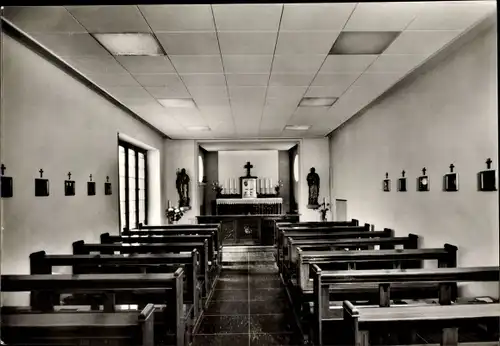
[307,167,320,209]
[176,168,191,209]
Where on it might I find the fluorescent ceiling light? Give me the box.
[299,97,337,107]
[93,33,164,56]
[158,98,197,108]
[187,126,211,131]
[330,31,400,55]
[285,125,311,131]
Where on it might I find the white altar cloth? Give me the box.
[216,198,283,205]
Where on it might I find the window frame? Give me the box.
[119,140,148,231]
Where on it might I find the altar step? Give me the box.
[221,245,276,265]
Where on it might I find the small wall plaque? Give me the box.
[65,172,75,196]
[35,169,49,197]
[383,172,391,192]
[417,167,429,192]
[443,164,459,192]
[87,174,96,196]
[104,176,112,195]
[1,164,13,198]
[478,158,497,191]
[398,170,407,192]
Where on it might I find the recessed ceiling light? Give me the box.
[187,126,211,131]
[158,98,197,108]
[329,31,400,55]
[285,125,311,131]
[93,33,164,56]
[299,97,338,107]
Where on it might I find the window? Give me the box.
[119,141,148,230]
[293,154,300,182]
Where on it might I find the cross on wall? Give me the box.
[244,161,253,177]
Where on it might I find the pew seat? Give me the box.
[1,303,155,346]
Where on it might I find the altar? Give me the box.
[216,197,283,215]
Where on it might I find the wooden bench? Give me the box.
[73,240,213,297]
[275,219,360,245]
[296,244,458,293]
[124,227,222,265]
[30,250,203,322]
[343,300,500,346]
[1,303,156,346]
[285,234,419,273]
[311,266,500,345]
[1,271,185,346]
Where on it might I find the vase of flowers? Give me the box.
[166,206,184,224]
[318,198,330,222]
[211,181,223,198]
[274,180,284,196]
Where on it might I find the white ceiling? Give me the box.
[4,2,496,139]
[200,140,298,152]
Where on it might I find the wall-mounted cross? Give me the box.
[0,164,6,176]
[401,170,405,178]
[449,164,455,173]
[39,169,44,178]
[106,176,110,183]
[244,161,253,177]
[385,172,388,179]
[89,174,93,182]
[422,167,427,176]
[67,172,72,180]
[486,158,492,169]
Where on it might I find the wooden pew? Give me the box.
[124,227,222,265]
[278,227,391,275]
[1,303,156,346]
[296,244,458,292]
[275,219,360,245]
[1,271,185,346]
[311,266,500,345]
[137,223,221,245]
[343,300,500,346]
[30,250,202,324]
[72,240,212,297]
[285,234,419,274]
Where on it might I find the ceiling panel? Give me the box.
[212,4,283,31]
[226,74,270,86]
[320,55,378,73]
[344,2,422,31]
[138,5,215,32]
[145,86,190,99]
[169,55,224,73]
[311,72,361,88]
[106,86,153,99]
[272,54,326,73]
[407,1,495,31]
[180,73,227,87]
[275,31,341,55]
[229,86,267,105]
[67,6,151,33]
[280,3,356,31]
[222,55,273,74]
[31,33,110,57]
[87,73,140,87]
[63,56,128,74]
[133,73,184,87]
[266,86,307,100]
[188,86,228,99]
[4,6,87,33]
[384,30,462,55]
[269,73,315,86]
[305,86,350,98]
[116,56,176,74]
[262,105,297,119]
[350,72,404,92]
[366,54,429,73]
[218,32,278,55]
[193,97,231,107]
[156,32,219,55]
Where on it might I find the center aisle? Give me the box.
[193,247,302,346]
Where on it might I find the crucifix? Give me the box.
[244,161,253,177]
[385,172,388,179]
[401,170,406,178]
[422,167,427,175]
[486,158,492,169]
[67,172,72,180]
[1,164,6,176]
[449,164,455,173]
[39,169,44,178]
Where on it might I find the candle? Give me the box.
[168,200,171,208]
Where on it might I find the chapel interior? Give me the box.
[0,2,498,346]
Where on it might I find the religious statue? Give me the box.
[176,168,190,208]
[307,167,320,208]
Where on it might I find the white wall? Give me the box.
[329,25,498,296]
[164,139,197,224]
[1,34,166,304]
[218,150,279,193]
[300,138,331,221]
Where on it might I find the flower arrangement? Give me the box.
[318,198,330,222]
[274,179,284,195]
[166,206,184,224]
[211,181,223,196]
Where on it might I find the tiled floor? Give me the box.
[193,250,302,346]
